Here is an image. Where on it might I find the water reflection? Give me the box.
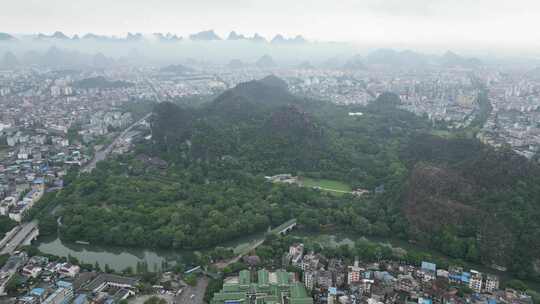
[36,231,267,272]
[37,237,181,272]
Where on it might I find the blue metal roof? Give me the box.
[57,280,73,289]
[30,287,45,296]
[421,261,436,272]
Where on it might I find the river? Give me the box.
[36,231,266,272]
[32,230,472,273]
[36,230,539,291]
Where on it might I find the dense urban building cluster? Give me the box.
[279,243,531,304]
[210,269,313,304]
[0,68,156,223]
[477,70,540,158]
[2,54,540,304]
[272,66,540,157]
[209,241,537,304]
[0,251,143,303]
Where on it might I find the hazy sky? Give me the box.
[3,0,540,49]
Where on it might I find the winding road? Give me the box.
[82,112,152,173]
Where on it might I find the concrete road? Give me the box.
[83,76,160,174]
[214,238,264,270]
[175,277,209,304]
[0,221,38,255]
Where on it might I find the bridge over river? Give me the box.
[213,219,297,269]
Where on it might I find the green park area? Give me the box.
[300,177,352,193]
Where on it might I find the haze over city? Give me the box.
[3,0,540,54]
[1,1,540,304]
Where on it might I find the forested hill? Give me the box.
[149,76,430,183]
[46,75,540,281]
[147,77,540,279]
[149,76,330,174]
[401,135,540,278]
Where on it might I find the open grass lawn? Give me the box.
[430,129,453,138]
[301,177,352,193]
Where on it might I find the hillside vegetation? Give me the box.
[45,76,540,281]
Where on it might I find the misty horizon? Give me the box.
[2,0,540,56]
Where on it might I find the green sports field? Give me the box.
[301,177,352,193]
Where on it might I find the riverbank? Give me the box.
[34,226,540,294]
[35,218,298,272]
[36,234,264,273]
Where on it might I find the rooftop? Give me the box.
[84,273,139,291]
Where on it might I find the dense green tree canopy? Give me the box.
[43,77,540,281]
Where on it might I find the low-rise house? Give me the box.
[42,284,73,304]
[448,267,470,286]
[328,259,346,287]
[302,252,319,272]
[436,269,449,278]
[396,274,418,293]
[21,265,42,278]
[29,287,47,301]
[58,263,80,277]
[8,204,25,222]
[349,278,374,296]
[84,273,139,293]
[374,271,396,287]
[317,270,332,289]
[0,196,16,215]
[28,256,49,266]
[419,261,437,282]
[289,243,304,266]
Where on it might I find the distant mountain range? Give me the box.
[297,61,315,69]
[0,33,16,41]
[159,64,196,75]
[189,30,222,41]
[36,31,71,40]
[227,31,245,40]
[0,30,308,44]
[227,31,267,42]
[0,30,482,71]
[0,46,118,69]
[270,34,307,44]
[0,46,482,70]
[256,55,277,68]
[340,49,482,69]
[0,52,20,69]
[227,59,246,69]
[73,76,134,89]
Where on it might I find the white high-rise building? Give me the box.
[304,271,315,290]
[469,270,483,293]
[484,274,499,292]
[347,260,363,285]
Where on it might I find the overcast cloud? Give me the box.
[2,0,539,50]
